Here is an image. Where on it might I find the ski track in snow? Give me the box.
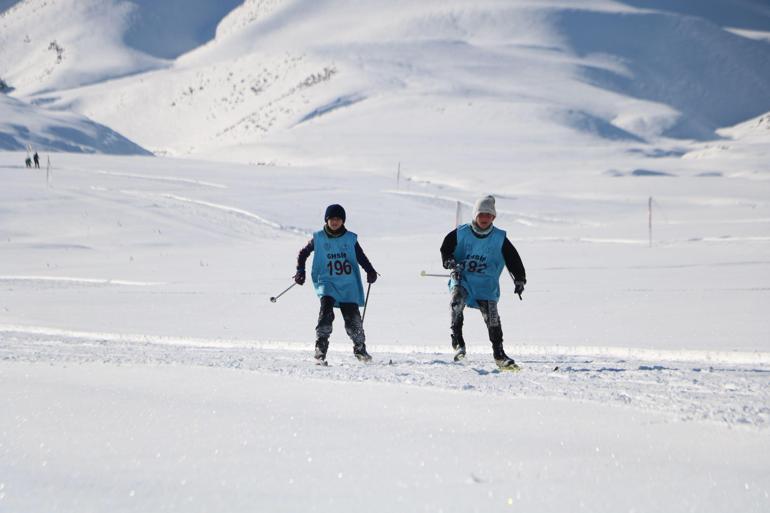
[94,169,228,189]
[0,276,165,287]
[1,326,768,430]
[77,185,311,239]
[160,194,312,236]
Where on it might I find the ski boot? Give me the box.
[492,342,520,371]
[451,333,466,362]
[315,338,329,366]
[353,343,372,362]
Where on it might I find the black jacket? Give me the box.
[440,227,526,282]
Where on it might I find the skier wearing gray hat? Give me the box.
[439,195,526,369]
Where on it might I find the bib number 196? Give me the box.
[327,259,353,275]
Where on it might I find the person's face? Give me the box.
[327,217,344,230]
[476,213,495,229]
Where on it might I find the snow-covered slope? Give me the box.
[551,7,770,138]
[0,0,164,94]
[0,0,242,154]
[0,94,150,154]
[0,0,243,92]
[617,0,770,31]
[681,109,770,171]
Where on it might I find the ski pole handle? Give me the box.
[270,282,297,303]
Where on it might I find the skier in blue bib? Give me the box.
[440,195,526,369]
[294,204,378,364]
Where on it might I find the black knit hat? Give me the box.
[324,204,346,223]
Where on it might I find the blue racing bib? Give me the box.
[311,230,365,306]
[449,224,506,308]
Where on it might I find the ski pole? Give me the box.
[270,282,297,303]
[420,270,450,278]
[361,282,372,323]
[507,272,523,301]
[421,265,462,280]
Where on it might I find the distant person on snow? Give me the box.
[439,195,526,369]
[25,157,32,168]
[33,152,40,168]
[293,204,378,364]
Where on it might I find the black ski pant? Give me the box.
[316,295,365,346]
[450,286,503,346]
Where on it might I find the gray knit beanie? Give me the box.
[473,195,496,219]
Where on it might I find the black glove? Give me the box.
[514,280,525,298]
[442,258,457,270]
[366,270,378,284]
[293,268,306,285]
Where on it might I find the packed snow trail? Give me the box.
[1,326,768,430]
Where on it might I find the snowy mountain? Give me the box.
[2,0,770,169]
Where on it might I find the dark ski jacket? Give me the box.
[440,226,526,282]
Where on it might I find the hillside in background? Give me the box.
[1,0,770,171]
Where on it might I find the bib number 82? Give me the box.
[465,260,487,273]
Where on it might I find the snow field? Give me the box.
[1,152,768,351]
[2,361,769,513]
